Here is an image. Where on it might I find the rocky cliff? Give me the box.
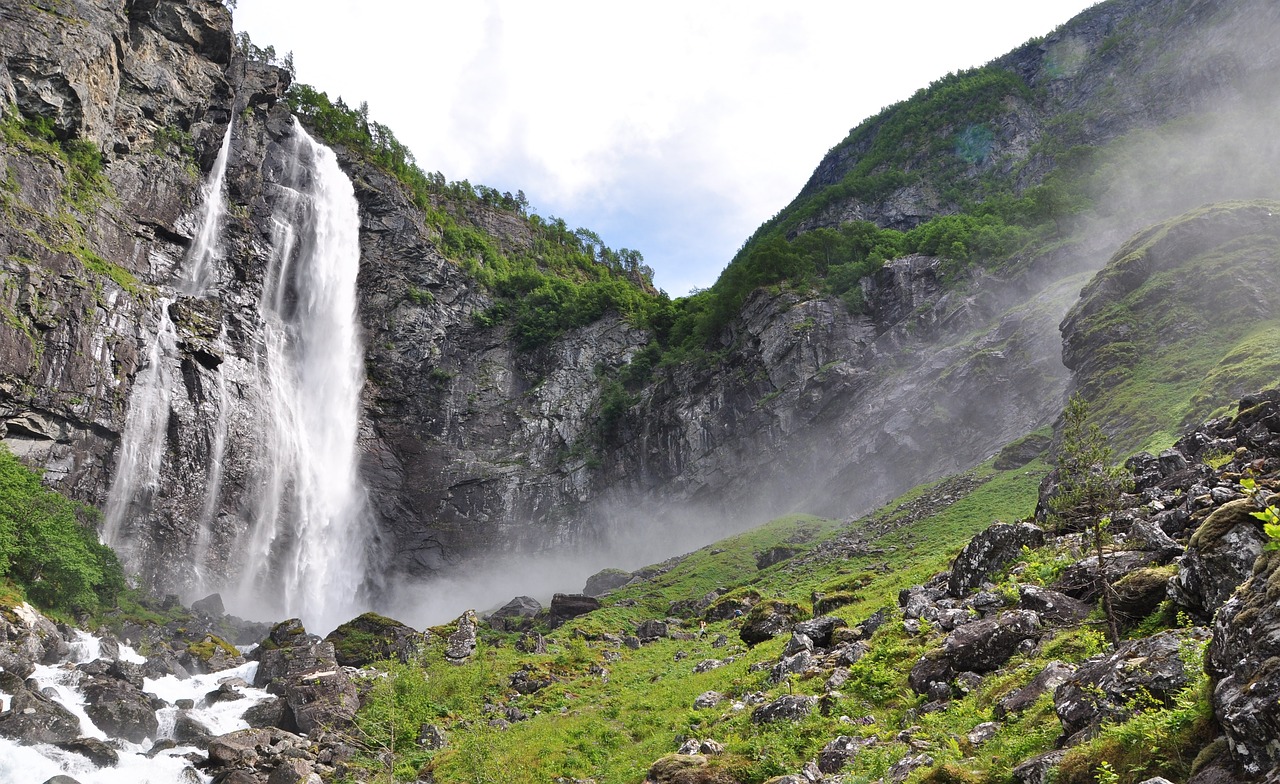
[4,0,1280,628]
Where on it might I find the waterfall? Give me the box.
[228,121,371,631]
[103,118,372,633]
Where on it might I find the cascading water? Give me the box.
[227,121,373,631]
[103,118,373,633]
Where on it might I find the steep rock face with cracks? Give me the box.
[5,0,1280,623]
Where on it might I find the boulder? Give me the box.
[55,736,119,767]
[444,611,478,662]
[750,695,817,724]
[1111,566,1175,623]
[1206,549,1280,777]
[942,610,1042,673]
[1053,551,1162,601]
[994,661,1076,719]
[487,596,542,632]
[1170,498,1269,620]
[693,691,723,709]
[252,620,358,733]
[1017,584,1093,625]
[0,689,81,745]
[817,734,876,774]
[791,616,847,648]
[548,594,601,626]
[583,569,633,597]
[635,620,669,641]
[1055,628,1205,741]
[947,522,1045,597]
[324,612,422,667]
[1012,750,1067,784]
[192,593,226,617]
[82,677,158,744]
[756,546,801,570]
[739,601,805,646]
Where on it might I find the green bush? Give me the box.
[0,445,124,615]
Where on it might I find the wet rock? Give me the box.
[739,601,805,646]
[947,522,1045,597]
[324,612,422,667]
[1055,628,1206,741]
[173,710,213,746]
[751,695,817,724]
[81,677,158,744]
[267,758,320,784]
[1206,549,1280,777]
[487,596,542,632]
[55,736,119,767]
[1170,498,1269,620]
[241,697,288,729]
[207,727,272,767]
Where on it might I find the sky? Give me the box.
[232,1,1099,296]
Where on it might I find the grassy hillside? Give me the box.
[339,461,1071,783]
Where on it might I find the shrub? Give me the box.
[0,445,124,615]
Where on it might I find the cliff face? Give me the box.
[3,0,1279,617]
[0,0,236,498]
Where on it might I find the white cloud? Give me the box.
[233,0,1099,294]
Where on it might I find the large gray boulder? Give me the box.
[1169,498,1268,620]
[1207,549,1280,778]
[82,677,158,744]
[0,689,81,744]
[750,695,817,724]
[941,610,1042,673]
[947,522,1045,598]
[1055,628,1206,742]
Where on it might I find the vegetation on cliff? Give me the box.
[0,445,123,616]
[286,82,668,350]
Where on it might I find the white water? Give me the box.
[103,118,372,633]
[229,122,371,632]
[0,630,270,784]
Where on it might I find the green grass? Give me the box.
[341,460,1067,784]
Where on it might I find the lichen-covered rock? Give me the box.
[947,522,1045,597]
[739,601,806,647]
[1170,498,1269,620]
[1017,585,1092,626]
[1112,565,1176,623]
[1055,628,1206,742]
[942,610,1042,673]
[750,695,817,724]
[1207,549,1280,777]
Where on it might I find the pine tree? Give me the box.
[1050,394,1131,646]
